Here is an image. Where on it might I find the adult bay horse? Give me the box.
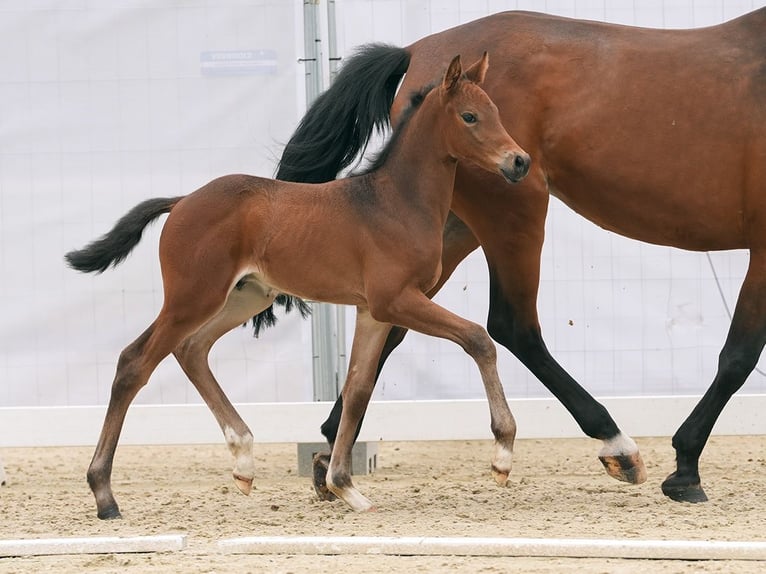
[275,8,766,504]
[65,54,532,518]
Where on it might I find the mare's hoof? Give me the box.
[312,453,337,502]
[599,452,648,484]
[661,472,708,503]
[97,504,122,520]
[233,474,253,496]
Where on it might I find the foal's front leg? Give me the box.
[325,307,392,511]
[377,288,517,485]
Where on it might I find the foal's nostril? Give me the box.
[513,153,530,178]
[500,152,530,183]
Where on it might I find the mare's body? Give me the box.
[275,9,766,503]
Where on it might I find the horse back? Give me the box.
[401,9,766,250]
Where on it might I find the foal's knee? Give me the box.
[463,323,497,362]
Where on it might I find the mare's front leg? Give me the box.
[455,170,645,484]
[662,250,766,502]
[325,307,392,511]
[313,212,479,500]
[375,289,517,486]
[174,278,276,496]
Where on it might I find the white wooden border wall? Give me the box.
[1,395,764,447]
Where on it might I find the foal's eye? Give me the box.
[461,112,477,124]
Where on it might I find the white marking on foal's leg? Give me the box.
[326,461,375,512]
[598,432,647,484]
[224,426,255,495]
[491,441,513,486]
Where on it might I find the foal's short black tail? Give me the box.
[64,197,182,274]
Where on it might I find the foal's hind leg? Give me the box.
[325,307,392,511]
[373,289,517,486]
[662,250,766,502]
[88,306,221,519]
[174,278,276,496]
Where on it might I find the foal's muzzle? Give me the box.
[499,152,531,183]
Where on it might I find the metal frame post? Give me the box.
[298,1,372,476]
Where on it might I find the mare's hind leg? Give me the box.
[662,250,766,502]
[88,303,223,519]
[314,212,479,500]
[325,307,392,511]
[173,277,277,496]
[373,289,517,486]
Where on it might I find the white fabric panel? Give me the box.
[1,1,764,409]
[0,1,310,407]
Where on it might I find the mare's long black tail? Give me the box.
[276,43,411,182]
[250,44,411,335]
[64,197,182,274]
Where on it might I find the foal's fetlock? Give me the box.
[491,441,513,486]
[224,427,255,495]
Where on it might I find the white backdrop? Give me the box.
[1,0,765,413]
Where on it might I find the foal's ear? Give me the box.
[443,55,462,92]
[464,51,489,84]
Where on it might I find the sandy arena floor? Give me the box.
[1,436,765,573]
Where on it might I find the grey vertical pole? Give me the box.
[303,0,343,402]
[326,0,347,387]
[327,0,341,84]
[302,0,323,104]
[297,0,376,477]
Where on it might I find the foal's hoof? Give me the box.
[312,453,337,502]
[233,473,253,496]
[598,452,647,485]
[661,472,708,503]
[491,465,510,486]
[97,504,122,520]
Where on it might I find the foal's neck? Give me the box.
[376,97,457,222]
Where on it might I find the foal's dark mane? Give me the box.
[354,84,435,176]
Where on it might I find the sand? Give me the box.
[1,436,765,573]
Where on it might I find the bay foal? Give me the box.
[66,53,530,518]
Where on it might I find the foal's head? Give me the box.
[438,53,530,183]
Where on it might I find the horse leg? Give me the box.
[455,173,646,484]
[486,262,646,484]
[325,307,392,511]
[376,289,517,485]
[87,309,216,519]
[173,278,276,497]
[313,212,480,499]
[661,250,766,502]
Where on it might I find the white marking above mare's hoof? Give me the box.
[599,433,639,458]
